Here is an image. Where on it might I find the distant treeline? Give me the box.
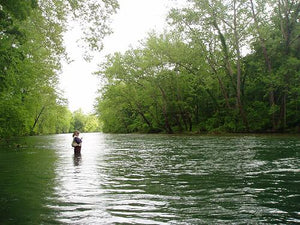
[0,0,118,137]
[95,0,300,134]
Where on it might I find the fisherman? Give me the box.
[72,130,82,154]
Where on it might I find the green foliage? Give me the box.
[95,0,300,134]
[84,114,100,132]
[71,109,101,133]
[0,0,118,138]
[72,109,87,132]
[0,0,37,20]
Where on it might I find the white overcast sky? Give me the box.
[59,0,179,113]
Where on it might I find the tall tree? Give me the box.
[275,0,300,130]
[249,0,276,130]
[0,0,119,137]
[168,0,252,129]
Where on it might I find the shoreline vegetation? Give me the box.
[1,129,299,140]
[1,131,299,152]
[0,0,118,138]
[1,1,299,138]
[94,1,300,135]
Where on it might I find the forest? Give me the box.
[0,0,299,138]
[96,0,300,134]
[0,0,118,138]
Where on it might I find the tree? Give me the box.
[0,0,119,137]
[84,114,101,132]
[96,34,206,133]
[95,0,300,134]
[71,109,87,132]
[168,0,252,129]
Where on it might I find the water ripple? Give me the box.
[17,133,300,224]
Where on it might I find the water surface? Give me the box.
[0,133,299,224]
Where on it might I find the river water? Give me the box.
[0,133,299,224]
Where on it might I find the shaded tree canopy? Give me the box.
[0,0,118,138]
[95,0,300,134]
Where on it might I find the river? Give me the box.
[0,133,299,224]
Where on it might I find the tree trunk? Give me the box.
[277,0,300,130]
[31,106,46,134]
[250,0,276,131]
[158,85,173,134]
[233,0,248,130]
[209,58,231,109]
[212,20,236,92]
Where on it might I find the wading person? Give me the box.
[72,130,82,154]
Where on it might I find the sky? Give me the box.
[59,0,175,113]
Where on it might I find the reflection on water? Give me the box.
[0,135,58,225]
[0,133,299,224]
[73,153,82,167]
